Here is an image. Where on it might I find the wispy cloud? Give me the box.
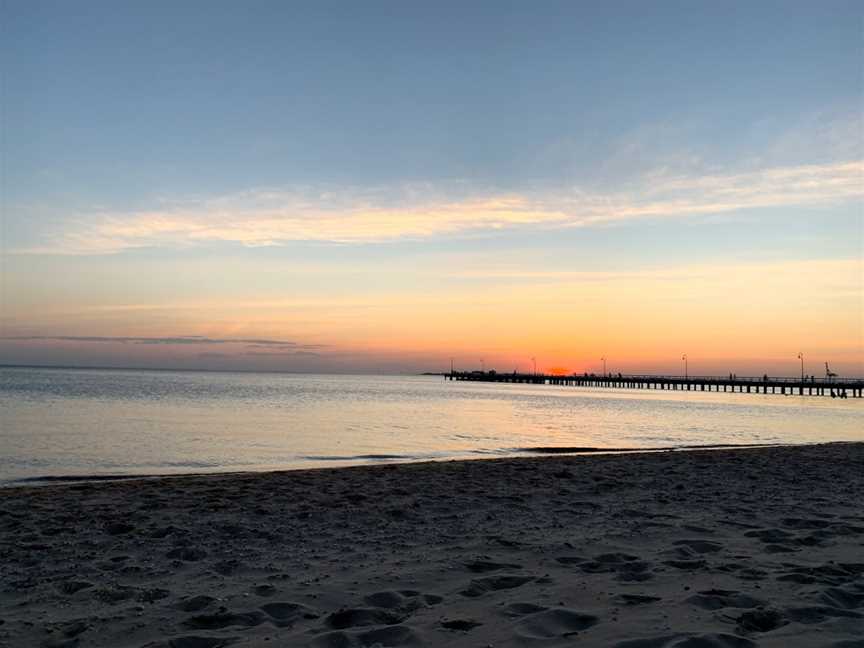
[1,335,321,348]
[243,350,322,357]
[19,160,863,254]
[447,258,862,285]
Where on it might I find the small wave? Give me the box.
[10,474,157,484]
[675,442,779,449]
[301,453,420,461]
[518,442,783,455]
[4,442,800,487]
[518,446,659,454]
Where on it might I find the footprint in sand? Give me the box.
[662,559,707,570]
[104,522,135,536]
[57,580,93,595]
[673,539,724,554]
[311,624,422,647]
[326,607,406,629]
[579,553,641,574]
[211,559,244,576]
[744,528,795,544]
[795,533,830,547]
[166,547,208,562]
[830,523,864,536]
[777,572,817,584]
[781,517,832,530]
[138,587,171,603]
[463,559,522,573]
[555,556,587,566]
[840,563,864,575]
[364,590,442,610]
[92,585,137,604]
[513,607,599,640]
[614,633,756,647]
[574,553,654,581]
[663,546,711,563]
[596,552,641,563]
[460,574,534,597]
[681,525,714,534]
[165,637,237,648]
[261,601,320,627]
[763,543,798,554]
[735,608,787,633]
[783,606,864,625]
[820,587,864,610]
[612,594,661,606]
[502,602,549,617]
[440,618,482,631]
[174,595,217,612]
[615,560,654,582]
[776,564,852,585]
[183,610,265,629]
[43,619,88,644]
[149,525,180,539]
[736,567,768,581]
[719,519,761,530]
[686,589,765,611]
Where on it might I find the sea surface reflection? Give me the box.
[1,367,861,483]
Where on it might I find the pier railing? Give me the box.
[588,374,863,385]
[445,371,864,398]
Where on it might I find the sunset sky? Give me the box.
[2,1,862,376]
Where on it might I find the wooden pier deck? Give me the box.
[446,371,864,398]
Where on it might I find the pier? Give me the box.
[446,371,864,398]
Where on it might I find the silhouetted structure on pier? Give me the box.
[446,371,864,398]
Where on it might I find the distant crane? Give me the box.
[825,362,838,383]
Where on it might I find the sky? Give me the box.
[1,0,862,376]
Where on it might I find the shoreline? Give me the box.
[2,443,863,647]
[1,441,802,490]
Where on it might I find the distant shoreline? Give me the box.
[0,363,426,376]
[6,364,863,380]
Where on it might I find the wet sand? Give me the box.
[1,443,863,647]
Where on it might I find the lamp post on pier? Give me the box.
[601,356,606,376]
[797,352,804,382]
[682,354,688,380]
[531,357,537,375]
[480,358,485,373]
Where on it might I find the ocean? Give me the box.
[1,366,861,485]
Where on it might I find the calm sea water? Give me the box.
[1,366,862,484]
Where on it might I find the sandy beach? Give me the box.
[2,444,863,648]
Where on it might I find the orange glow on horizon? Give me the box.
[2,258,861,376]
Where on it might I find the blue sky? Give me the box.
[1,1,862,374]
[6,1,861,202]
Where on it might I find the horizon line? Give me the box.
[2,363,861,380]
